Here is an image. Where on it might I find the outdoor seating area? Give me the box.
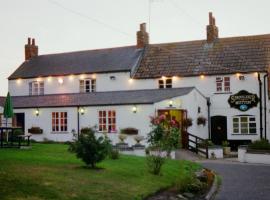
[0,127,31,148]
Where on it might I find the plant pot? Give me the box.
[223,147,231,155]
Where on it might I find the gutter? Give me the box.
[207,97,211,139]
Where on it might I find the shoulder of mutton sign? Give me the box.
[228,90,259,111]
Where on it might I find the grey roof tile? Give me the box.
[10,87,194,108]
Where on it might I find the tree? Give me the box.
[69,128,111,168]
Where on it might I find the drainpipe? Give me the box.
[263,73,268,139]
[258,73,263,139]
[207,97,211,139]
[77,106,80,139]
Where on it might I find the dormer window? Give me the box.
[29,81,44,95]
[80,78,96,93]
[216,77,230,92]
[158,78,172,89]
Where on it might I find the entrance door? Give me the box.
[211,116,227,145]
[157,109,188,148]
[13,113,25,132]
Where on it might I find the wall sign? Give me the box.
[228,90,259,111]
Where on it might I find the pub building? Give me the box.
[0,13,269,150]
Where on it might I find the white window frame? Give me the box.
[216,76,230,92]
[232,116,256,134]
[29,81,44,95]
[52,112,68,132]
[80,78,96,93]
[98,110,116,133]
[158,78,172,89]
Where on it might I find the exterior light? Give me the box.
[129,78,133,83]
[58,78,63,84]
[169,100,173,107]
[35,108,39,116]
[47,76,52,82]
[16,78,22,84]
[69,75,74,81]
[200,75,205,79]
[172,76,177,81]
[36,77,42,82]
[236,73,241,77]
[80,74,85,80]
[92,74,96,79]
[161,76,166,80]
[79,107,85,115]
[254,72,258,77]
[132,105,137,113]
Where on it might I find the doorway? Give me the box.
[211,116,227,145]
[157,109,188,148]
[13,113,25,132]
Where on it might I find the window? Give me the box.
[98,110,116,133]
[80,79,96,93]
[52,112,68,132]
[216,77,230,92]
[158,78,172,89]
[29,81,44,95]
[233,116,256,134]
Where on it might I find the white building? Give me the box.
[1,13,270,149]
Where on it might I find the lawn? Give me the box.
[0,143,200,200]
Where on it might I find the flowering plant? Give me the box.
[148,114,181,157]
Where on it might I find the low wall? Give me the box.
[238,146,270,164]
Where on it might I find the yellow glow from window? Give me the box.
[58,78,64,84]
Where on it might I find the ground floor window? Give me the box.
[98,110,116,133]
[52,112,67,132]
[232,116,256,134]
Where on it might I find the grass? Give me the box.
[0,143,200,200]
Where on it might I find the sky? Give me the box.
[1,0,270,95]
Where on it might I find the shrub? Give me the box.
[120,127,138,135]
[146,155,165,175]
[109,149,120,160]
[248,139,270,150]
[13,128,23,136]
[222,141,229,147]
[69,128,111,168]
[198,140,214,148]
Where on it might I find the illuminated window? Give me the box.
[52,112,68,132]
[233,116,256,134]
[29,81,44,95]
[80,79,96,93]
[98,110,116,133]
[216,77,230,92]
[158,78,172,89]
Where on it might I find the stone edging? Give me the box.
[205,173,219,200]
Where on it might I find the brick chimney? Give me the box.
[136,23,149,48]
[206,12,219,43]
[25,37,38,60]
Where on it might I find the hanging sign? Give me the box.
[228,90,259,111]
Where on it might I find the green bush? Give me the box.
[109,149,120,160]
[69,128,111,168]
[198,140,214,148]
[248,139,270,150]
[146,155,165,175]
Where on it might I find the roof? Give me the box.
[0,97,5,107]
[10,87,194,108]
[9,46,143,80]
[133,34,270,78]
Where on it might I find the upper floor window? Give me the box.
[29,81,44,95]
[233,116,256,134]
[216,77,230,92]
[98,110,116,133]
[52,112,68,132]
[80,79,96,93]
[159,78,172,89]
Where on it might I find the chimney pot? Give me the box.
[25,37,38,60]
[32,38,35,45]
[206,12,219,43]
[27,37,31,45]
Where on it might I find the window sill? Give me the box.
[214,92,232,94]
[231,134,257,136]
[51,132,69,134]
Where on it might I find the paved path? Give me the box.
[200,160,270,200]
